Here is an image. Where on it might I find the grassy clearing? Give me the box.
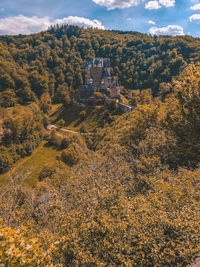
[0,103,116,187]
[50,104,104,132]
[0,141,64,187]
[2,104,31,119]
[50,103,63,115]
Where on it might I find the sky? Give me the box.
[0,0,200,37]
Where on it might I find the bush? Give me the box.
[39,165,56,181]
[60,138,69,149]
[43,115,49,128]
[61,143,80,165]
[0,151,14,174]
[0,89,17,107]
[80,125,87,133]
[94,92,104,99]
[79,110,86,119]
[57,119,65,127]
[48,130,61,148]
[106,99,118,111]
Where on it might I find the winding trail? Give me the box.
[47,124,79,134]
[47,124,93,135]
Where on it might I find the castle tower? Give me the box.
[81,57,120,96]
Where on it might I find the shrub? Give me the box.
[94,92,104,99]
[60,138,69,149]
[61,143,80,165]
[80,125,87,133]
[0,89,17,107]
[57,119,65,127]
[106,99,118,111]
[0,152,14,174]
[79,110,86,119]
[48,130,61,148]
[43,114,49,128]
[39,165,56,181]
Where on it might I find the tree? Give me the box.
[61,143,80,165]
[0,89,17,107]
[54,83,71,107]
[40,92,51,113]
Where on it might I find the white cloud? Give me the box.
[92,0,141,10]
[0,7,5,11]
[145,1,161,10]
[0,15,105,35]
[0,15,51,35]
[55,16,105,29]
[190,3,200,10]
[148,20,156,24]
[189,14,200,23]
[145,0,175,10]
[149,25,184,35]
[159,0,175,7]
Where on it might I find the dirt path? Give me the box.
[47,124,93,135]
[47,124,79,134]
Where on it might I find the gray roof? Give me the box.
[94,58,101,65]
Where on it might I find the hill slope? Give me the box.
[0,25,200,107]
[1,65,200,264]
[0,28,200,266]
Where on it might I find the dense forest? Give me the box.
[0,26,200,266]
[0,25,200,106]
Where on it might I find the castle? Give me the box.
[79,58,121,102]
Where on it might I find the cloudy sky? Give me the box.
[0,0,200,36]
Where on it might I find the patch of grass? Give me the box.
[3,104,32,119]
[51,104,106,132]
[0,141,64,187]
[50,104,63,117]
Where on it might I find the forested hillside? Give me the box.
[0,26,200,266]
[0,25,200,108]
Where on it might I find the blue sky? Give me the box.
[0,0,200,36]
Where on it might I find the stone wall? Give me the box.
[118,102,133,113]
